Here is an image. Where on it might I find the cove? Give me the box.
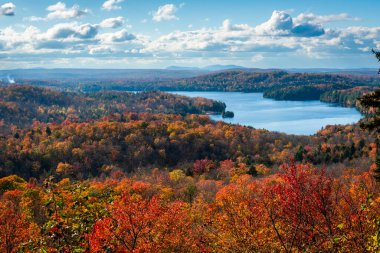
[172,91,363,135]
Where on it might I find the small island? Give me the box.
[222,110,235,118]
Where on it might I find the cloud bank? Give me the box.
[1,9,379,68]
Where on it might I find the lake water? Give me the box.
[172,92,363,135]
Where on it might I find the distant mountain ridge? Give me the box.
[166,65,248,71]
[1,67,378,83]
[166,66,378,75]
[286,68,378,76]
[0,68,206,81]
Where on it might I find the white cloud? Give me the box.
[255,10,324,37]
[255,11,294,35]
[100,16,125,28]
[294,13,360,25]
[0,26,40,51]
[251,54,264,62]
[28,2,88,21]
[1,2,16,16]
[102,0,124,11]
[47,2,88,19]
[152,4,179,22]
[221,19,250,31]
[44,23,99,40]
[89,45,113,55]
[98,29,136,43]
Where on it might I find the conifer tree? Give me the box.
[359,49,380,181]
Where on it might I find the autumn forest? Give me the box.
[0,53,379,252]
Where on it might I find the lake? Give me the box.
[172,91,363,135]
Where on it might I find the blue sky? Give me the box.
[1,0,380,69]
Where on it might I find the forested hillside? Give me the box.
[263,84,351,100]
[0,91,378,252]
[157,71,378,91]
[320,86,375,108]
[0,112,376,179]
[0,74,379,252]
[13,70,379,92]
[12,70,379,111]
[0,85,225,132]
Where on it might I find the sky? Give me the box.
[1,0,380,69]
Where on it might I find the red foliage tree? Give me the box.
[263,163,337,252]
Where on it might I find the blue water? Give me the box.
[172,92,363,135]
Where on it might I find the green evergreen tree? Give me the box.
[359,49,380,181]
[295,145,305,162]
[46,126,52,136]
